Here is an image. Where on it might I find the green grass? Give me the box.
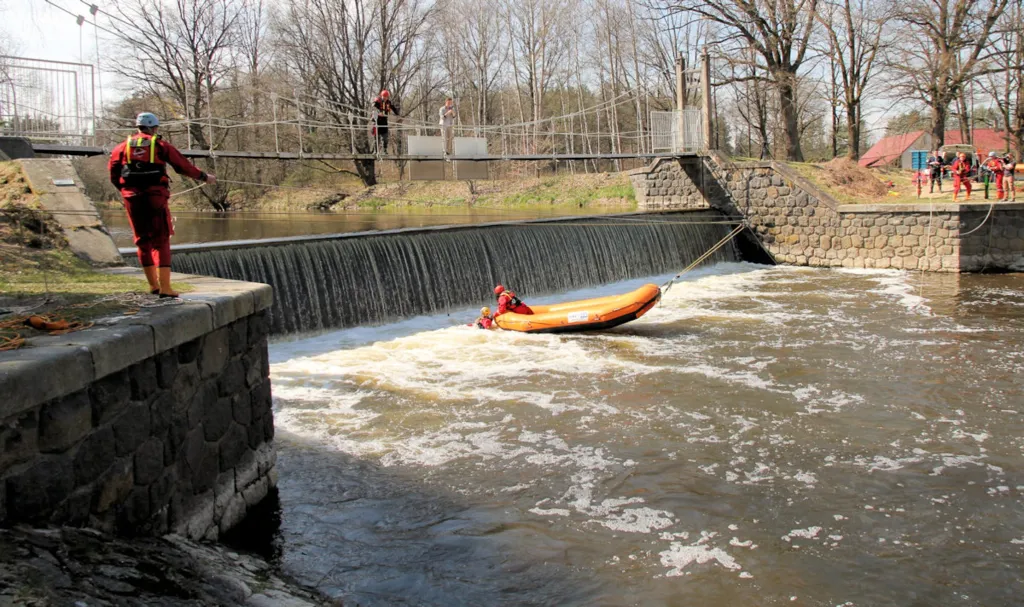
[0,249,149,301]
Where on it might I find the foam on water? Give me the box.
[268,263,1024,598]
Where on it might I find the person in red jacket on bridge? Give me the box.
[494,285,534,316]
[108,112,216,298]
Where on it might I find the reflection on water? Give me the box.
[100,207,626,247]
[268,265,1024,606]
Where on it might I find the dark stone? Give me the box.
[166,417,189,465]
[188,382,219,430]
[154,350,177,389]
[6,457,74,520]
[233,391,252,427]
[199,328,230,379]
[172,363,201,414]
[247,310,269,344]
[217,361,245,398]
[112,401,151,457]
[115,487,151,534]
[0,410,39,470]
[38,390,92,454]
[249,380,272,420]
[242,351,263,388]
[247,417,264,450]
[263,414,274,443]
[0,481,6,521]
[73,426,116,486]
[218,424,248,472]
[92,457,133,514]
[133,438,165,486]
[177,338,202,365]
[193,447,220,494]
[90,369,131,425]
[149,467,177,513]
[184,428,206,479]
[203,397,233,442]
[52,486,92,526]
[129,358,159,401]
[149,391,175,436]
[228,317,248,356]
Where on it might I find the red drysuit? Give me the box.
[496,291,534,316]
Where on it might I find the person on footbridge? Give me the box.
[372,90,400,155]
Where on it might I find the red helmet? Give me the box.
[380,90,390,98]
[494,285,505,295]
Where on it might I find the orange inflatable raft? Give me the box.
[493,283,661,333]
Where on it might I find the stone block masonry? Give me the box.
[0,273,277,540]
[630,155,1024,272]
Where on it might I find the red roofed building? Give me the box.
[859,128,1018,169]
[858,131,933,169]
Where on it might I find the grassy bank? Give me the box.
[74,154,637,212]
[0,162,152,343]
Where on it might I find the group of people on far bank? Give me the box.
[926,149,1018,202]
[474,285,534,329]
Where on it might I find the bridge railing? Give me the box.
[650,109,704,155]
[0,56,97,145]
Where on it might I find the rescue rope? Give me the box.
[660,223,746,294]
[958,202,996,237]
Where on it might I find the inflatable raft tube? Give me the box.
[494,283,662,334]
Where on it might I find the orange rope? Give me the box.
[0,334,25,351]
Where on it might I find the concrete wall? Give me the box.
[0,274,277,539]
[631,155,1024,272]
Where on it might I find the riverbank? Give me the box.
[73,155,636,213]
[0,162,151,344]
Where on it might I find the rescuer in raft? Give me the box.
[475,307,496,329]
[494,285,534,316]
[108,112,216,297]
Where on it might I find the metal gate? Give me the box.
[0,56,96,144]
[649,109,704,153]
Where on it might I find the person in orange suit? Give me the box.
[951,152,972,202]
[108,112,215,297]
[494,285,534,316]
[982,151,1006,201]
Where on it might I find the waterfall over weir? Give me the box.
[167,211,740,335]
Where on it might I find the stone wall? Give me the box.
[0,274,277,539]
[632,154,1024,272]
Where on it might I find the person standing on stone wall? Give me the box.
[951,152,973,202]
[982,151,1006,201]
[108,113,216,298]
[927,149,944,193]
[439,97,456,156]
[1003,153,1017,202]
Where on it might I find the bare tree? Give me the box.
[887,0,1011,147]
[659,0,819,161]
[815,0,887,160]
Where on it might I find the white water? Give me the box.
[267,264,1024,606]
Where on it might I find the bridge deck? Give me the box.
[30,143,695,162]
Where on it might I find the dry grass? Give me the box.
[0,162,152,342]
[788,159,931,204]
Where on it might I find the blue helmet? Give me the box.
[136,112,160,128]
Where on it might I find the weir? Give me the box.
[152,211,741,334]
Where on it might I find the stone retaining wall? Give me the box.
[630,155,1024,272]
[0,273,277,539]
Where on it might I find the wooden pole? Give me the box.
[702,49,712,152]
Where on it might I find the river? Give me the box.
[99,207,626,248]
[263,263,1024,606]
